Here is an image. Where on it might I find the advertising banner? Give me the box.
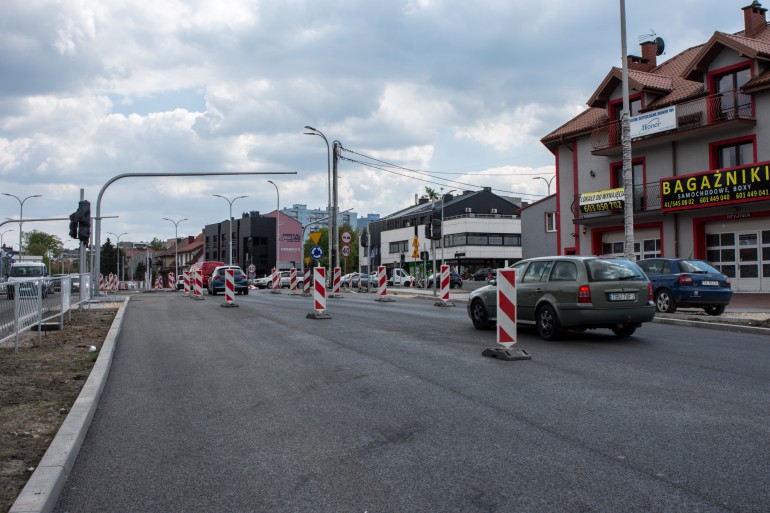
[579,188,625,214]
[660,161,770,212]
[630,106,676,139]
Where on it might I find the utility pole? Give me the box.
[620,0,635,260]
[332,141,341,272]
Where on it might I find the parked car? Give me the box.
[425,271,463,289]
[470,268,497,281]
[341,273,358,288]
[352,272,376,289]
[467,256,654,340]
[177,275,185,290]
[207,265,249,295]
[637,258,732,315]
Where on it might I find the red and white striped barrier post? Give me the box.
[154,276,162,290]
[108,273,115,292]
[375,265,395,302]
[183,271,190,295]
[306,266,331,319]
[168,272,175,291]
[482,268,530,361]
[302,268,311,296]
[271,267,281,294]
[434,264,455,307]
[289,267,298,293]
[99,274,104,291]
[221,268,238,308]
[331,267,341,297]
[192,270,204,300]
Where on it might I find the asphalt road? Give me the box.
[54,291,770,513]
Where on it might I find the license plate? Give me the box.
[702,281,719,286]
[608,292,636,301]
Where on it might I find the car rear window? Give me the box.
[679,260,720,274]
[587,259,645,281]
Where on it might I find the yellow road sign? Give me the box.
[309,232,322,245]
[412,235,419,248]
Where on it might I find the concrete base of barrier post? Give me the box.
[221,302,239,308]
[481,347,532,361]
[434,300,456,307]
[306,311,332,319]
[375,296,396,302]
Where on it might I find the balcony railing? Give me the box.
[572,182,661,220]
[590,92,753,151]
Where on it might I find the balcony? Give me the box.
[590,92,754,152]
[572,182,661,220]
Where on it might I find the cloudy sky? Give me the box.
[0,0,749,251]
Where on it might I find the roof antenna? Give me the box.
[638,30,665,55]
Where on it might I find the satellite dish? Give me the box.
[655,37,665,56]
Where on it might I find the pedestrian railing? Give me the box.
[0,273,89,351]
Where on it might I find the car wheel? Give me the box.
[266,281,273,289]
[654,289,677,313]
[612,325,637,337]
[704,305,725,316]
[537,304,562,341]
[210,288,217,296]
[470,299,492,330]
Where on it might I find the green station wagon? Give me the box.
[467,256,655,340]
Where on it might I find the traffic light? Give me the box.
[431,217,442,240]
[361,230,368,248]
[424,216,433,239]
[69,212,79,240]
[76,200,91,244]
[400,253,406,268]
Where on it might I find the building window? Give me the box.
[545,212,556,232]
[709,136,756,169]
[389,241,408,253]
[708,62,752,120]
[611,159,646,210]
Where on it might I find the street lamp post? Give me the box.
[162,217,187,290]
[532,176,555,196]
[0,229,14,249]
[2,193,42,259]
[107,232,127,282]
[303,126,332,276]
[267,181,280,271]
[213,194,248,266]
[440,188,457,267]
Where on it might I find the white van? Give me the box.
[387,268,414,287]
[7,260,49,299]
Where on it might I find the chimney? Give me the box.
[743,1,768,37]
[627,41,657,72]
[640,41,658,69]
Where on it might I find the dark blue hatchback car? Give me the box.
[637,258,732,315]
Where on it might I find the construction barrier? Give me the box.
[289,267,298,292]
[168,272,175,290]
[99,274,104,291]
[271,267,281,292]
[193,270,204,299]
[154,276,162,290]
[183,271,190,295]
[332,267,341,296]
[306,267,331,319]
[375,265,394,302]
[481,268,530,361]
[303,268,311,295]
[221,268,237,308]
[109,273,116,292]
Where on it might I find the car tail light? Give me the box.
[725,276,731,288]
[679,274,693,285]
[648,283,653,302]
[578,284,591,303]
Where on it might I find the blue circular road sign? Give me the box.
[310,245,325,260]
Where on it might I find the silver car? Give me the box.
[467,256,655,340]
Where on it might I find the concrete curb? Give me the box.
[652,315,770,336]
[9,296,130,513]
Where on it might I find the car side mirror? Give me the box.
[488,278,497,286]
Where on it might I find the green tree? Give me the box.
[149,237,166,250]
[23,230,63,272]
[100,238,118,276]
[423,187,439,201]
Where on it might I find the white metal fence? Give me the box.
[0,273,90,351]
